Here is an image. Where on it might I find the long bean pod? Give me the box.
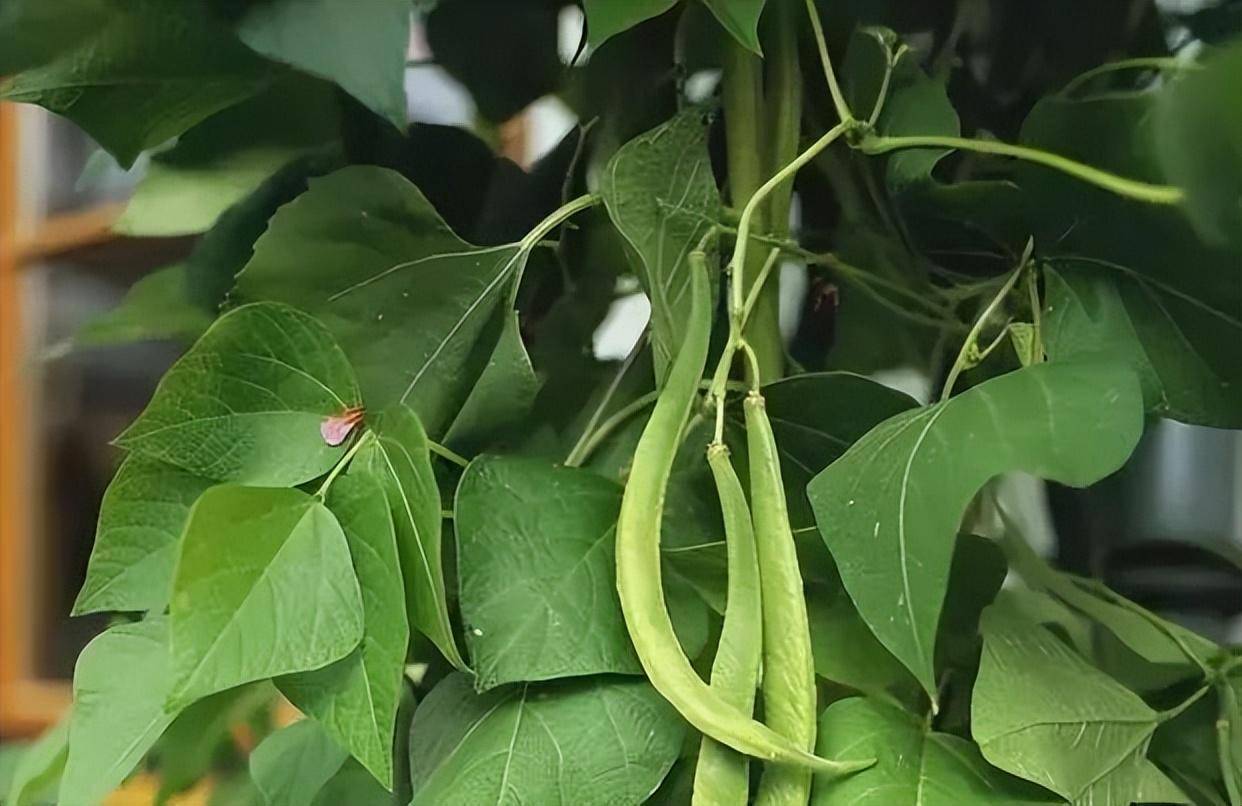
[746,392,820,805]
[615,255,866,774]
[692,444,763,806]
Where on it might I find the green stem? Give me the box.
[565,390,659,468]
[1158,684,1210,723]
[428,440,469,469]
[867,44,909,125]
[860,135,1184,205]
[803,0,852,123]
[563,334,648,466]
[315,431,377,498]
[941,258,1026,401]
[1220,680,1242,806]
[1059,57,1192,97]
[507,193,599,308]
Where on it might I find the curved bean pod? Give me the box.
[615,254,868,775]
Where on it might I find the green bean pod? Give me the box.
[692,444,763,806]
[745,391,819,805]
[615,255,868,775]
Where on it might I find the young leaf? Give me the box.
[249,720,348,806]
[806,361,1144,699]
[812,697,1059,805]
[353,405,465,670]
[442,312,541,456]
[972,603,1163,804]
[408,673,685,806]
[0,0,271,167]
[454,456,642,688]
[234,166,526,429]
[233,0,409,129]
[60,618,181,805]
[278,472,410,789]
[116,77,340,238]
[73,455,213,616]
[168,485,365,707]
[5,717,68,806]
[600,109,721,385]
[701,0,766,54]
[73,264,214,348]
[582,0,677,47]
[115,302,362,487]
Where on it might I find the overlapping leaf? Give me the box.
[582,0,677,47]
[0,0,271,166]
[249,720,348,806]
[116,77,339,237]
[601,109,721,385]
[60,618,181,805]
[353,405,465,670]
[234,166,527,430]
[408,673,684,806]
[0,0,109,73]
[807,361,1144,699]
[442,313,540,455]
[168,486,364,706]
[454,455,709,688]
[278,473,409,789]
[972,603,1164,805]
[116,302,362,486]
[701,0,766,53]
[73,455,213,615]
[74,265,214,348]
[5,716,68,806]
[813,697,1059,805]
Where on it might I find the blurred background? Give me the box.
[0,0,1240,789]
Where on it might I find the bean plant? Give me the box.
[3,1,1241,804]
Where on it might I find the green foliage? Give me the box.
[6,2,1240,803]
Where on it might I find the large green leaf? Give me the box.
[73,455,213,616]
[1221,673,1242,801]
[234,166,525,428]
[353,405,465,670]
[60,618,181,805]
[455,455,709,688]
[972,603,1163,805]
[600,109,720,384]
[249,720,348,806]
[168,485,364,706]
[408,673,685,806]
[806,361,1144,699]
[278,473,409,789]
[116,77,339,237]
[0,0,271,167]
[441,312,540,456]
[701,0,766,53]
[583,0,677,47]
[235,0,408,128]
[155,686,270,803]
[73,265,214,348]
[116,302,362,487]
[806,581,914,700]
[5,717,68,806]
[0,0,109,73]
[812,697,1058,805]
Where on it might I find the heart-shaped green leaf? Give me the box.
[408,673,684,806]
[169,486,364,706]
[116,302,362,486]
[278,472,409,789]
[972,602,1163,805]
[807,361,1143,698]
[235,166,528,429]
